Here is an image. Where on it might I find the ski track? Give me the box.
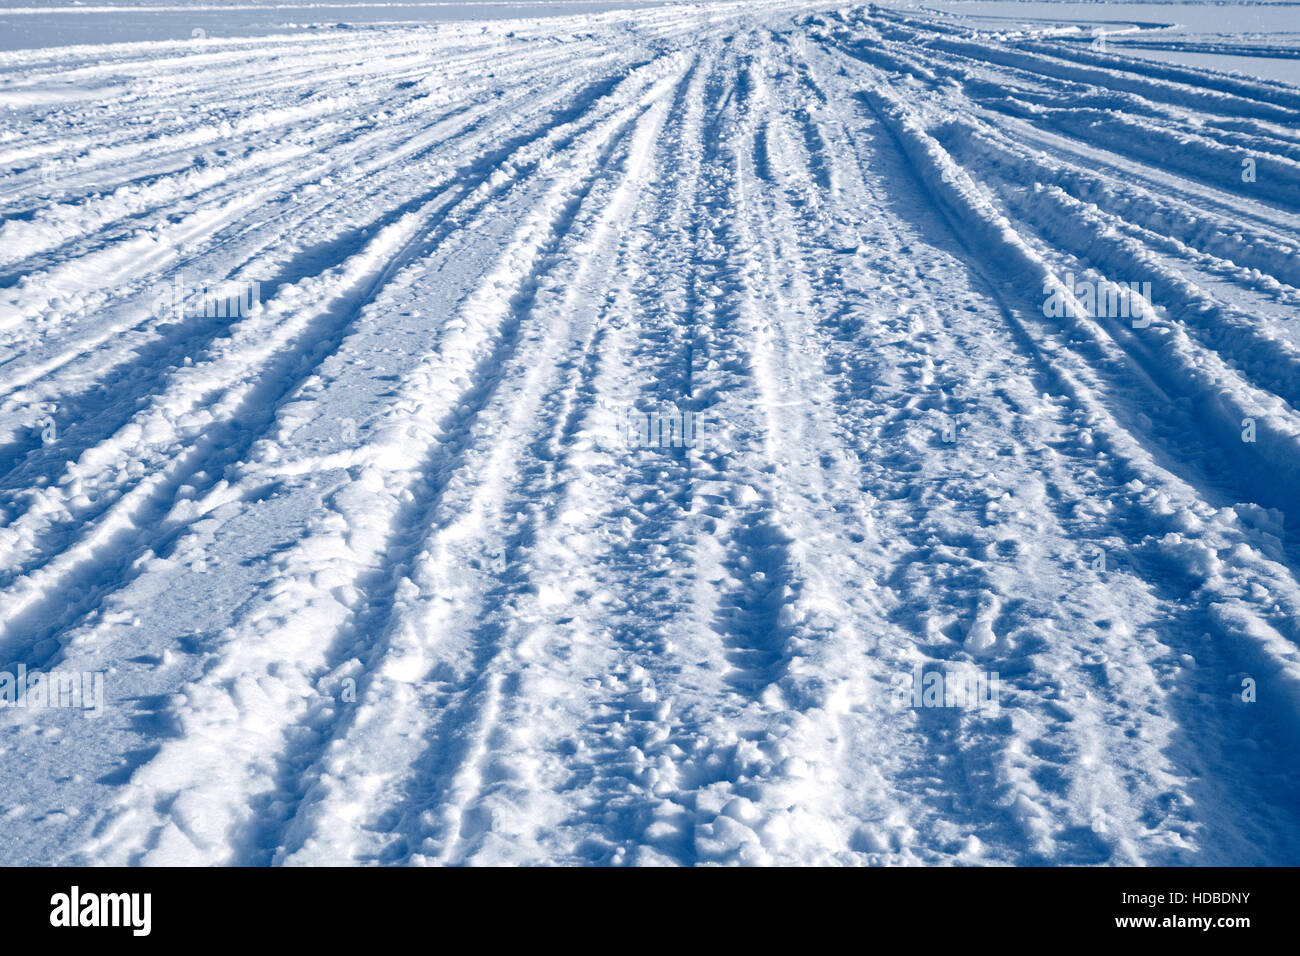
[1,1,1299,866]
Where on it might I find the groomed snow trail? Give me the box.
[1,2,1299,865]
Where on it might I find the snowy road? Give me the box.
[2,1,1299,865]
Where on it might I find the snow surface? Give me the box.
[0,2,690,53]
[1,0,1299,865]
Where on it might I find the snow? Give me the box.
[0,0,1298,865]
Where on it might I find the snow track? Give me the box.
[1,2,1298,865]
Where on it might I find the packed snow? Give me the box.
[1,0,1299,865]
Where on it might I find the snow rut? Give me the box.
[1,1,1298,865]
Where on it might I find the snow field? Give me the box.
[0,1,1298,864]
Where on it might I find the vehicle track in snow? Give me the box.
[1,1,1298,866]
